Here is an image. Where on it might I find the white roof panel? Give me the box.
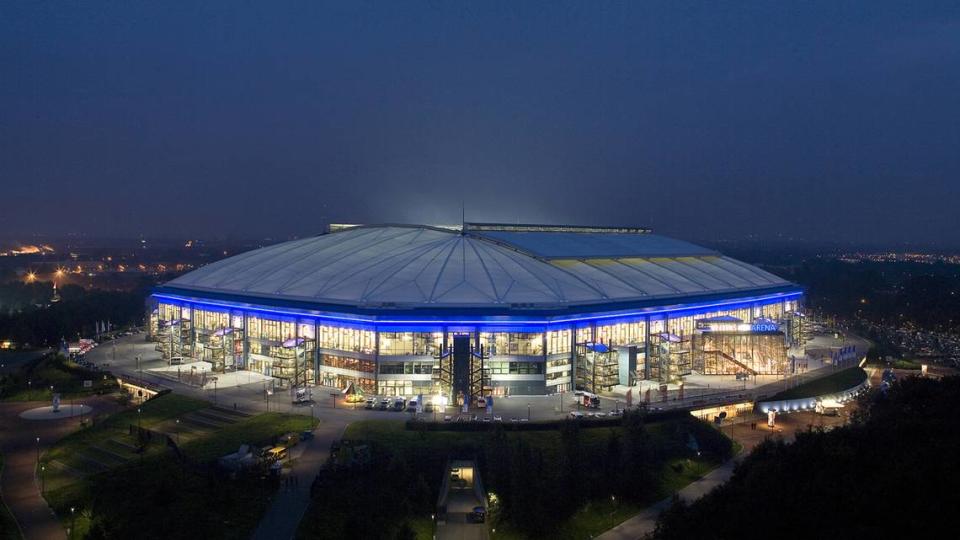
[164,225,795,310]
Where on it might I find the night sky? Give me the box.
[2,2,959,246]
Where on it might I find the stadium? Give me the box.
[148,223,803,404]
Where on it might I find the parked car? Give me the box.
[364,397,376,409]
[392,398,406,411]
[424,402,434,413]
[568,411,584,419]
[470,506,486,523]
[378,398,390,410]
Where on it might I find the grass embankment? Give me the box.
[0,454,22,540]
[0,353,116,402]
[299,415,733,539]
[41,393,317,539]
[891,359,922,370]
[769,367,867,401]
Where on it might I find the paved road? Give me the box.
[597,393,859,540]
[436,490,488,540]
[251,417,349,540]
[597,457,739,540]
[0,397,120,540]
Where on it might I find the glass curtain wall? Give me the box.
[247,314,300,388]
[479,332,543,356]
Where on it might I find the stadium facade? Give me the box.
[148,223,803,402]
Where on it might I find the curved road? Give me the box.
[0,396,120,540]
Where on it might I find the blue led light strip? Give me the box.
[152,291,802,328]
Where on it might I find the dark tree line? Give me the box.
[299,414,732,539]
[0,281,149,346]
[652,376,960,539]
[480,412,731,537]
[787,259,960,331]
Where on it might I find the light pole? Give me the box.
[527,403,531,421]
[137,408,143,464]
[35,436,40,466]
[309,403,315,431]
[40,465,45,492]
[176,418,180,446]
[70,506,75,539]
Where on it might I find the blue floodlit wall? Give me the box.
[148,288,803,396]
[150,290,802,329]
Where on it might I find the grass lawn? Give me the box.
[891,359,922,370]
[769,367,867,401]
[180,412,317,461]
[0,454,22,540]
[41,393,208,492]
[41,392,318,539]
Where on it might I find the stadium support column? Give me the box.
[242,313,250,372]
[315,324,322,385]
[643,317,651,380]
[373,330,380,393]
[568,325,577,391]
[542,332,548,392]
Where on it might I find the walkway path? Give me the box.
[596,457,739,540]
[598,401,856,540]
[0,397,120,540]
[250,417,350,540]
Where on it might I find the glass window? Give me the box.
[479,332,543,356]
[377,380,435,397]
[488,361,543,375]
[321,354,375,373]
[378,332,442,356]
[378,361,435,374]
[596,321,645,347]
[547,329,572,355]
[318,324,375,353]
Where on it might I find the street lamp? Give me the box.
[175,418,180,446]
[137,408,143,464]
[40,465,45,492]
[35,436,40,465]
[309,403,315,431]
[527,403,531,421]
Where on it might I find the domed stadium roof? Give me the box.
[157,224,796,315]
